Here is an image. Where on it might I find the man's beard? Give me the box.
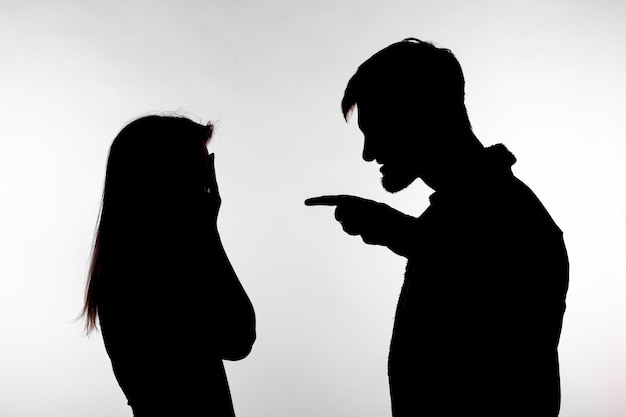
[381,167,418,193]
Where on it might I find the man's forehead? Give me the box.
[356,104,393,133]
[356,99,404,120]
[356,99,386,116]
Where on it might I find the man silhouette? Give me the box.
[306,38,569,416]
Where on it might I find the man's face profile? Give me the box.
[356,99,436,193]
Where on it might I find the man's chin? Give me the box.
[381,173,416,193]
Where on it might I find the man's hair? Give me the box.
[341,38,467,121]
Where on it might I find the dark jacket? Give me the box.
[388,145,569,416]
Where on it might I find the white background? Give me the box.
[1,1,625,416]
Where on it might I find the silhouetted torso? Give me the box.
[98,222,236,417]
[388,145,568,416]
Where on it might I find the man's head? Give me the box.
[342,38,472,192]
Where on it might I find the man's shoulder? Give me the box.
[501,175,562,233]
[433,172,563,239]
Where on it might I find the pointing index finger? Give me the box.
[305,195,351,206]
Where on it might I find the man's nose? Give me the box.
[362,137,375,162]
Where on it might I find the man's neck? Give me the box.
[423,131,484,193]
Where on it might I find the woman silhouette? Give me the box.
[81,115,256,416]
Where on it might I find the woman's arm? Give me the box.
[205,230,256,361]
[202,153,256,360]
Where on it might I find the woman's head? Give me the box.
[82,115,215,334]
[104,115,213,203]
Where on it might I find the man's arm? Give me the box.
[305,195,418,257]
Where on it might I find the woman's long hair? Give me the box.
[81,115,214,334]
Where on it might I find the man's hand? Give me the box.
[305,195,415,255]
